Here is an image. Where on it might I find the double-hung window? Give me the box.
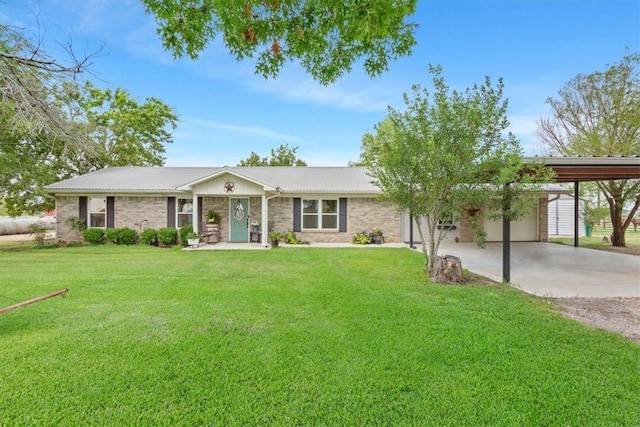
[302,199,338,230]
[89,197,106,228]
[177,198,193,227]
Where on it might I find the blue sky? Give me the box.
[3,0,639,166]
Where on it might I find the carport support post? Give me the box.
[574,181,579,247]
[502,183,511,283]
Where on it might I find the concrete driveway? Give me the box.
[438,242,640,297]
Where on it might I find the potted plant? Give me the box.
[186,231,200,247]
[268,231,284,248]
[371,228,384,244]
[205,210,220,233]
[206,210,220,224]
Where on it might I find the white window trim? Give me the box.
[302,198,339,231]
[177,198,194,228]
[88,197,106,228]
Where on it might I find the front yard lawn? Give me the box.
[1,246,638,425]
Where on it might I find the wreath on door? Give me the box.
[233,202,245,221]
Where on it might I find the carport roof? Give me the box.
[524,156,640,182]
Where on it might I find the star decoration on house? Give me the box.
[224,181,235,193]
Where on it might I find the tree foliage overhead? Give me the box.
[362,66,554,281]
[238,144,307,166]
[0,24,98,149]
[537,53,640,246]
[141,0,418,84]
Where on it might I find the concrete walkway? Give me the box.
[439,242,640,297]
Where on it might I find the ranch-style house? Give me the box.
[46,166,563,246]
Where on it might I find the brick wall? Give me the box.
[538,197,548,241]
[55,195,169,241]
[201,197,228,242]
[266,197,401,243]
[55,195,81,241]
[458,216,475,243]
[115,196,166,233]
[54,194,402,244]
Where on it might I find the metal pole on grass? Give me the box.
[0,289,68,315]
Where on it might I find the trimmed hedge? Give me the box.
[157,227,177,246]
[83,228,105,244]
[104,228,139,245]
[140,228,158,246]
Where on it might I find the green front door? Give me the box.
[230,198,249,242]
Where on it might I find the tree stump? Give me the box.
[430,255,463,284]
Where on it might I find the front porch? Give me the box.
[184,169,279,247]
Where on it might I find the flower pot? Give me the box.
[187,238,200,247]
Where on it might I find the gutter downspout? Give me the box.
[263,188,282,247]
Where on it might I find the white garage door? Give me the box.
[484,205,538,242]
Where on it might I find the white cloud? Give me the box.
[508,113,539,136]
[73,0,141,34]
[246,71,398,113]
[183,117,300,143]
[125,20,176,65]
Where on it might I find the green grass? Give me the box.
[549,226,640,249]
[1,246,638,425]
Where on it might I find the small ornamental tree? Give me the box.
[362,66,554,283]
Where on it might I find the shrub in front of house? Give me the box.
[83,228,105,244]
[29,222,49,247]
[179,225,194,247]
[105,228,119,243]
[352,231,371,245]
[140,228,158,246]
[117,228,138,245]
[104,228,138,245]
[157,227,177,247]
[285,230,306,244]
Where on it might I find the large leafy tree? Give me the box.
[362,66,553,282]
[238,144,307,166]
[141,0,418,84]
[0,81,178,215]
[75,82,178,169]
[537,53,640,246]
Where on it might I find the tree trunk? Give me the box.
[429,255,463,284]
[608,197,626,247]
[599,181,637,247]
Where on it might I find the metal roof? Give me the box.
[45,167,381,194]
[523,156,640,182]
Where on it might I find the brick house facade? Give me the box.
[48,166,554,246]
